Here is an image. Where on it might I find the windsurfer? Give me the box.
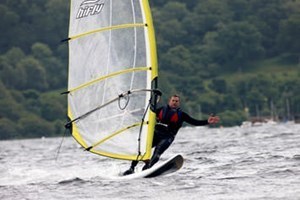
[123,94,220,175]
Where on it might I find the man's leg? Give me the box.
[142,136,174,170]
[123,160,138,175]
[123,132,159,175]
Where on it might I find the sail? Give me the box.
[65,0,159,161]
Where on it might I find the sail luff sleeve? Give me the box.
[141,0,159,159]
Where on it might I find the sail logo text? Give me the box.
[76,0,105,19]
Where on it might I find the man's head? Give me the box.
[168,94,180,109]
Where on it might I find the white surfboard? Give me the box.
[115,154,184,180]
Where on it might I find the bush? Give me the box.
[0,118,18,139]
[18,115,55,138]
[219,110,247,127]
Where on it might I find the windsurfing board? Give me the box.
[114,154,184,180]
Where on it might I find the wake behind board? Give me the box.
[115,154,184,180]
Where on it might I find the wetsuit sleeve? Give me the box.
[182,112,209,126]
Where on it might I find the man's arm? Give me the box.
[183,112,220,126]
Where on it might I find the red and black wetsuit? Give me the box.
[147,105,209,168]
[155,105,208,135]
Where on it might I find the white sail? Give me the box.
[66,0,159,160]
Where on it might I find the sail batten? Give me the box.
[68,23,146,41]
[68,67,151,94]
[67,0,158,161]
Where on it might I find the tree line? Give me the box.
[152,0,300,125]
[0,0,299,139]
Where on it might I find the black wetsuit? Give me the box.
[128,105,209,171]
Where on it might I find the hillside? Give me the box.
[0,0,299,139]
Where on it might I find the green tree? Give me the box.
[4,47,25,66]
[17,57,48,91]
[40,92,66,121]
[162,45,192,74]
[186,0,232,36]
[219,110,247,126]
[0,100,22,121]
[0,118,18,139]
[277,14,300,56]
[0,80,11,100]
[246,88,266,117]
[31,42,66,89]
[159,2,188,21]
[247,0,288,56]
[0,59,15,89]
[227,0,249,21]
[22,89,41,115]
[222,94,242,111]
[0,48,27,89]
[0,80,23,121]
[154,2,189,50]
[18,115,55,138]
[44,0,69,48]
[197,92,220,114]
[214,22,265,70]
[0,5,20,53]
[157,19,187,49]
[209,78,227,93]
[32,42,52,59]
[198,31,221,65]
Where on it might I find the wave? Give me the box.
[58,177,86,185]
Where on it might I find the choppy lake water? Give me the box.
[1,123,300,200]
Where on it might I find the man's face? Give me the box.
[168,96,180,109]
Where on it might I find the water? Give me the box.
[1,123,300,200]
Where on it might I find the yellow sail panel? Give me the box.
[67,0,158,161]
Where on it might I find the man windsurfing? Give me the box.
[123,94,220,175]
